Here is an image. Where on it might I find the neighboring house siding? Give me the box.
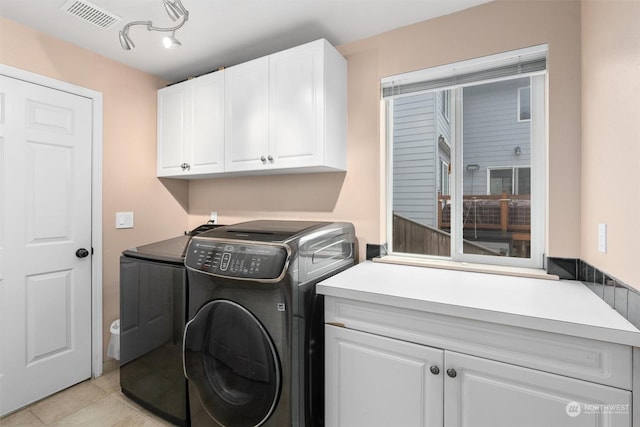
[462,77,531,195]
[392,93,437,228]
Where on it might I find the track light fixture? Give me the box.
[119,0,189,50]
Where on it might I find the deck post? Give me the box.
[500,190,508,232]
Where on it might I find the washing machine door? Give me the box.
[184,300,281,427]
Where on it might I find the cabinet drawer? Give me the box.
[325,297,632,390]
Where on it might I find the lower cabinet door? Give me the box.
[325,325,444,427]
[444,351,631,427]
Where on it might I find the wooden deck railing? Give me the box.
[393,214,500,257]
[438,191,531,238]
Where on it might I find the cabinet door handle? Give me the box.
[446,368,457,378]
[260,156,267,164]
[267,155,274,163]
[181,163,190,171]
[430,366,440,375]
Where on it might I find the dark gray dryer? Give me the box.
[119,223,220,426]
[183,220,356,427]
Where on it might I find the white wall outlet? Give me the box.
[598,223,607,253]
[210,211,218,224]
[116,211,134,229]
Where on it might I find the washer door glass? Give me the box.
[184,300,281,427]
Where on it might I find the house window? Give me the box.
[441,160,450,196]
[442,90,451,122]
[383,45,547,268]
[488,167,531,195]
[518,87,531,121]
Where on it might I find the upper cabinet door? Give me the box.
[157,70,225,178]
[269,39,347,173]
[269,40,323,169]
[224,56,270,172]
[157,84,187,176]
[188,71,225,175]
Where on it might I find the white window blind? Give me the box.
[382,44,547,98]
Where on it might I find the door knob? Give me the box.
[76,248,90,258]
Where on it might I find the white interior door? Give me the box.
[0,75,93,416]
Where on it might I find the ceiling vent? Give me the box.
[61,0,122,29]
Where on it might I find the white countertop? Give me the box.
[317,261,640,347]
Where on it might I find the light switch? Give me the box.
[116,212,134,229]
[210,211,218,224]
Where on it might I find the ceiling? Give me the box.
[0,0,491,83]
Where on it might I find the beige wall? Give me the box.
[581,1,640,289]
[188,0,583,262]
[0,17,190,357]
[6,0,630,359]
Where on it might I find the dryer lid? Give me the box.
[122,235,191,263]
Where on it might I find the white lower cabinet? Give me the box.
[326,324,632,427]
[325,325,443,427]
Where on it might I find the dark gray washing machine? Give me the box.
[183,220,356,427]
[119,224,220,426]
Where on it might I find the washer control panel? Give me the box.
[185,239,288,280]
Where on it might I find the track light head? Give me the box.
[163,0,184,21]
[119,30,135,50]
[162,32,181,48]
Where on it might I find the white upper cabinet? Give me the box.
[157,39,347,179]
[225,39,347,174]
[157,70,225,178]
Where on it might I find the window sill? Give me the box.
[373,255,559,281]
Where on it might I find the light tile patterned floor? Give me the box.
[0,370,175,427]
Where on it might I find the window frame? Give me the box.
[440,159,450,196]
[518,86,531,122]
[383,47,547,269]
[486,166,532,195]
[442,90,451,122]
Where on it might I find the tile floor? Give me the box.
[0,369,175,427]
